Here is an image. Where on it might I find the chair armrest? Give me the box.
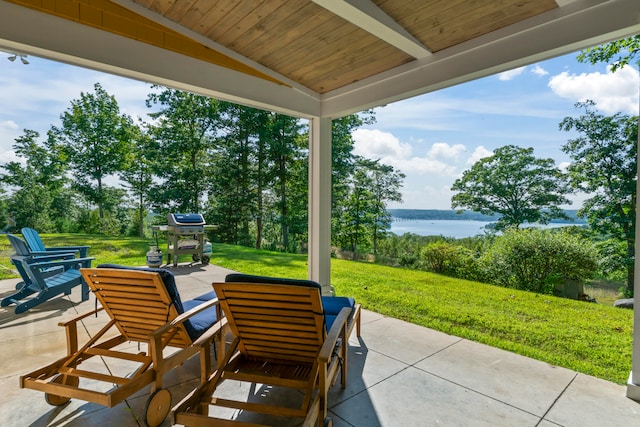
[47,246,90,257]
[318,306,351,364]
[29,252,77,261]
[30,257,95,270]
[58,306,105,327]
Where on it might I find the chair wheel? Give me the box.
[44,373,79,406]
[144,388,171,427]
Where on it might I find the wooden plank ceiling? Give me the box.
[133,0,559,93]
[8,0,559,94]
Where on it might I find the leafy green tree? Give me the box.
[577,35,640,71]
[120,125,154,237]
[331,112,376,243]
[266,112,306,251]
[334,160,375,256]
[366,159,404,255]
[560,101,638,296]
[209,102,261,247]
[451,145,571,230]
[576,35,639,297]
[146,87,220,214]
[0,129,72,232]
[333,157,404,257]
[54,83,134,222]
[481,228,598,295]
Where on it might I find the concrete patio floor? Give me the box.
[0,262,639,426]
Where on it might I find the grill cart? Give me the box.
[156,213,212,267]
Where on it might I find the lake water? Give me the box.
[390,220,492,239]
[390,219,578,239]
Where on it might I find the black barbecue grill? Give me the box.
[165,213,209,267]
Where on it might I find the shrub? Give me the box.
[420,241,478,278]
[480,228,598,294]
[595,238,628,283]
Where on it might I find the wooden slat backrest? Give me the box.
[81,268,192,348]
[213,282,325,363]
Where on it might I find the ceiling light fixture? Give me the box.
[6,53,29,64]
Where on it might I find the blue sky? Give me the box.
[1,50,638,210]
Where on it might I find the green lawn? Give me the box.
[0,234,633,384]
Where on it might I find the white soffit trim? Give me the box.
[321,0,640,118]
[312,0,431,59]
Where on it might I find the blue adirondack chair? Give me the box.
[5,234,77,291]
[1,234,94,314]
[21,227,90,258]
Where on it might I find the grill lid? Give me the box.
[168,213,205,226]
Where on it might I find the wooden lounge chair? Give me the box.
[21,227,91,258]
[20,266,226,427]
[173,275,361,427]
[1,234,94,314]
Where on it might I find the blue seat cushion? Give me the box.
[98,264,217,340]
[225,273,355,332]
[322,296,356,332]
[181,299,219,340]
[193,291,217,301]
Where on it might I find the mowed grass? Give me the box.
[207,244,633,385]
[0,235,633,384]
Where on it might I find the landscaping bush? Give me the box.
[480,228,598,294]
[420,240,478,279]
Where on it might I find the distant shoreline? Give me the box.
[388,209,587,224]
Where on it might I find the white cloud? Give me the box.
[0,120,21,164]
[352,130,470,177]
[531,65,549,76]
[498,66,526,81]
[351,129,412,161]
[467,146,493,165]
[548,65,639,114]
[427,142,466,160]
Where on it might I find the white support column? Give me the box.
[627,111,640,401]
[308,116,333,296]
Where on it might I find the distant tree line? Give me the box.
[0,83,404,256]
[388,209,586,223]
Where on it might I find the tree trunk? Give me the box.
[138,192,144,238]
[627,239,635,297]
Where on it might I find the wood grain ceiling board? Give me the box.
[134,0,414,94]
[374,0,559,53]
[12,0,565,94]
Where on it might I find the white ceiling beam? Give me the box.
[312,0,431,59]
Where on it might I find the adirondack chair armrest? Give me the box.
[47,246,90,258]
[30,257,95,270]
[27,251,77,260]
[318,306,351,364]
